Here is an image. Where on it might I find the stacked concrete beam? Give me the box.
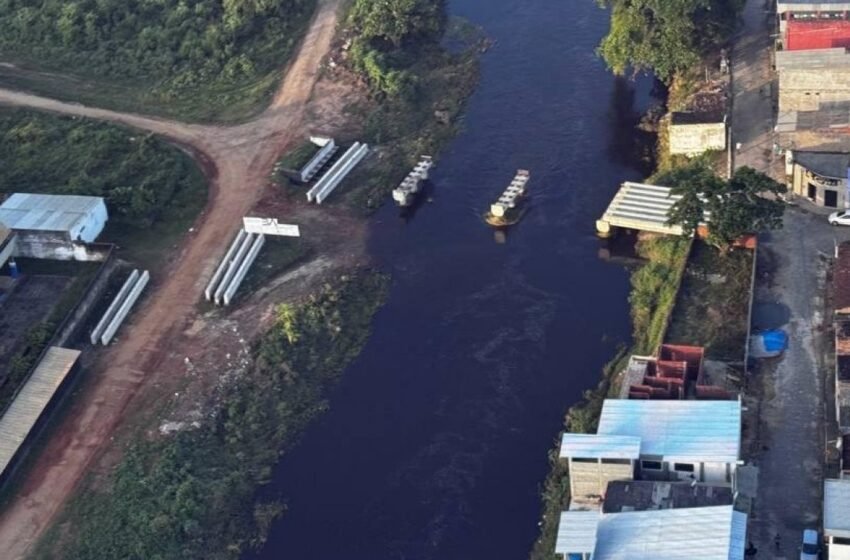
[205,228,267,306]
[300,139,338,182]
[392,155,434,206]
[205,229,246,301]
[307,142,369,204]
[100,270,150,345]
[90,269,140,345]
[223,234,265,306]
[214,231,256,305]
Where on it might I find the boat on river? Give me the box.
[484,169,530,226]
[392,156,434,207]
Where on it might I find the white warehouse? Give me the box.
[0,193,107,243]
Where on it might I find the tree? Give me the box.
[349,0,447,47]
[596,0,742,81]
[663,161,786,250]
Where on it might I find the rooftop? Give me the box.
[0,347,80,479]
[560,434,642,460]
[599,182,709,236]
[603,480,734,514]
[793,150,850,179]
[777,0,850,11]
[0,193,104,234]
[592,506,746,560]
[597,399,742,464]
[776,47,850,70]
[670,111,725,125]
[554,511,599,556]
[825,478,850,538]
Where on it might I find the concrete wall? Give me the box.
[669,122,727,156]
[569,459,634,501]
[13,236,112,262]
[54,252,117,347]
[779,67,850,112]
[790,163,848,208]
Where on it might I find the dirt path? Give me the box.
[0,1,349,557]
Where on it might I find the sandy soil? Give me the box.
[0,1,366,557]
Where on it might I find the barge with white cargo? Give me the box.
[484,169,530,226]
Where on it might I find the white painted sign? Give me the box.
[243,217,301,237]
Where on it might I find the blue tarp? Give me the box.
[749,329,788,358]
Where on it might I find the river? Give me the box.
[258,1,654,558]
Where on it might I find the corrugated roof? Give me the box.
[0,347,80,478]
[560,434,641,460]
[599,182,710,236]
[778,0,850,11]
[597,400,741,464]
[825,478,850,538]
[555,511,599,555]
[592,506,746,560]
[0,193,103,234]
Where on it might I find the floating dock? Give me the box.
[485,169,530,226]
[392,156,434,206]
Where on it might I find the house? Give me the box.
[776,48,850,113]
[555,505,747,560]
[669,111,727,156]
[824,479,850,559]
[0,193,108,260]
[786,150,850,208]
[560,399,742,508]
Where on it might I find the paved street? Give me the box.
[730,0,847,556]
[731,0,779,177]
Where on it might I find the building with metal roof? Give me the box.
[555,505,746,560]
[596,182,709,237]
[560,434,642,460]
[597,399,742,485]
[555,510,599,559]
[0,193,107,243]
[825,478,850,559]
[0,347,80,484]
[602,480,734,514]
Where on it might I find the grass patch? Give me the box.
[0,108,207,272]
[276,141,320,174]
[33,271,389,560]
[0,1,316,123]
[665,240,754,361]
[333,19,483,211]
[236,237,311,298]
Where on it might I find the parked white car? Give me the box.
[829,210,850,226]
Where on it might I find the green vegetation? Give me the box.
[275,141,320,175]
[596,0,742,81]
[332,5,481,210]
[35,272,389,560]
[0,0,316,121]
[660,160,785,251]
[0,108,206,267]
[529,236,689,560]
[666,240,754,361]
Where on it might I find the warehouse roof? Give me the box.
[0,347,80,478]
[0,193,104,234]
[597,399,742,464]
[777,0,850,11]
[825,478,850,538]
[592,505,746,560]
[554,511,599,556]
[560,434,641,460]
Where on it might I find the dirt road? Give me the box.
[0,1,349,557]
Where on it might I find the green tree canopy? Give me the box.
[660,161,786,250]
[349,0,447,47]
[596,0,742,81]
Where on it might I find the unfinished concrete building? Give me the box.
[669,112,727,156]
[777,48,850,113]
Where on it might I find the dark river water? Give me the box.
[258,1,655,558]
